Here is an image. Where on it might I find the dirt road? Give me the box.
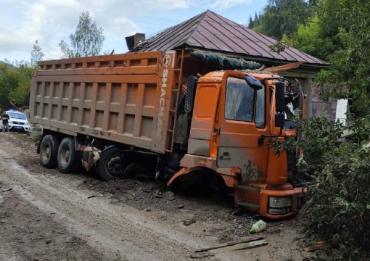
[0,133,309,261]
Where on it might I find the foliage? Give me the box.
[292,117,370,259]
[303,141,370,259]
[252,0,370,258]
[297,117,344,175]
[9,65,35,107]
[316,0,370,117]
[268,41,286,54]
[280,0,370,116]
[270,116,370,259]
[248,12,261,29]
[249,0,313,39]
[59,11,104,58]
[283,16,335,60]
[0,62,35,110]
[30,40,44,66]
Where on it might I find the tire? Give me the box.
[96,147,128,181]
[57,137,80,173]
[39,135,60,168]
[123,162,153,181]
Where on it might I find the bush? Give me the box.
[299,117,370,259]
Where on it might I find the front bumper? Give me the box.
[259,186,306,219]
[234,183,307,219]
[9,124,30,132]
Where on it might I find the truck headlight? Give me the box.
[268,196,292,215]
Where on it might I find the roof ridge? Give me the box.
[134,10,327,66]
[134,11,206,51]
[184,10,210,46]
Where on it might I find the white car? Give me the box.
[4,110,31,132]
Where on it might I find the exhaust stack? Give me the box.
[125,33,145,51]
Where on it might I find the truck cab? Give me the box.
[169,70,304,219]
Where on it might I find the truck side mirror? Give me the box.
[275,81,285,113]
[245,75,263,90]
[275,81,285,128]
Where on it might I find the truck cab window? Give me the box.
[255,86,265,128]
[225,77,254,122]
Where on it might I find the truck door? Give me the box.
[216,75,269,182]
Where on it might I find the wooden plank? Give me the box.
[233,239,268,251]
[195,237,264,252]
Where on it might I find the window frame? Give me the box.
[224,76,265,128]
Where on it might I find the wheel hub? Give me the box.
[41,144,51,162]
[107,156,123,177]
[61,147,70,165]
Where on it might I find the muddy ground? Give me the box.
[0,133,311,261]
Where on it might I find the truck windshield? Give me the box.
[225,77,254,121]
[225,77,265,127]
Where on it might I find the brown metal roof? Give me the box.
[134,10,327,66]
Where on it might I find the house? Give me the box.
[128,10,329,118]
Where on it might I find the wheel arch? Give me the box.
[167,166,228,193]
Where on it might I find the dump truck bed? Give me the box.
[30,51,181,153]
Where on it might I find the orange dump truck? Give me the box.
[30,50,305,219]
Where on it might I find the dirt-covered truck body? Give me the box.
[30,50,305,219]
[30,51,177,153]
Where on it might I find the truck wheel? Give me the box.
[57,137,80,173]
[96,148,128,181]
[39,135,60,168]
[123,162,153,181]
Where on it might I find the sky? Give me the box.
[0,0,267,63]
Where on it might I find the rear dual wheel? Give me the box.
[95,147,128,181]
[57,137,80,173]
[39,135,60,168]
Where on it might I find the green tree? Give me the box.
[248,16,254,28]
[0,63,18,109]
[283,15,335,59]
[317,0,370,116]
[30,40,44,66]
[9,65,35,107]
[59,11,104,58]
[0,62,35,109]
[254,0,311,39]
